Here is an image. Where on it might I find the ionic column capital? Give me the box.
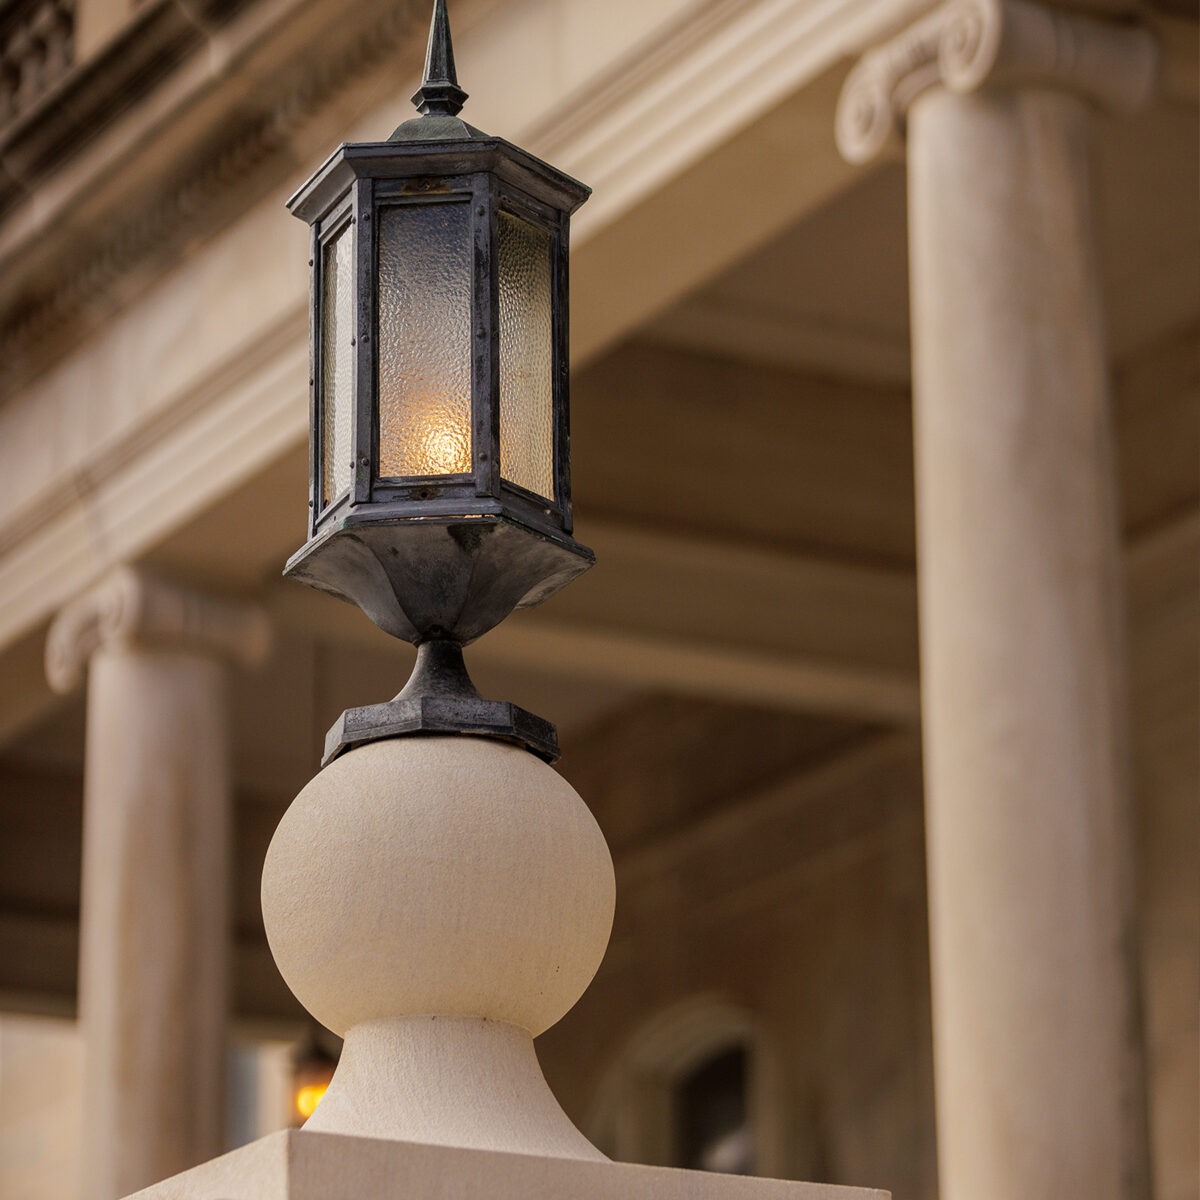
[45,565,271,693]
[835,0,1159,164]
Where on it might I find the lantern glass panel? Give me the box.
[498,211,554,500]
[321,226,355,506]
[377,202,473,478]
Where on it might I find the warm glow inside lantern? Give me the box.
[311,175,568,516]
[284,0,591,765]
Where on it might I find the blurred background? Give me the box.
[0,0,1195,1198]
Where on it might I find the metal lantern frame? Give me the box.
[283,1,592,766]
[284,137,593,643]
[293,140,588,548]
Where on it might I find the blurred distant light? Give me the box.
[290,1029,338,1126]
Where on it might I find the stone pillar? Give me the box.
[129,732,886,1200]
[837,5,1158,1199]
[46,566,269,1200]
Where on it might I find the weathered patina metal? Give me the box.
[323,640,558,765]
[286,0,591,763]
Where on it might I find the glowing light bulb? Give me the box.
[415,416,470,475]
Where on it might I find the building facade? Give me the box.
[0,0,1195,1198]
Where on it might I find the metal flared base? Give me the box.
[285,513,593,647]
[322,641,559,766]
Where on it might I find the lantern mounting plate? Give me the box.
[324,695,559,766]
[322,640,560,766]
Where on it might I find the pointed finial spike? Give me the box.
[411,0,469,118]
[424,0,456,85]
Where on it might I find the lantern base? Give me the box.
[284,512,593,647]
[322,640,560,766]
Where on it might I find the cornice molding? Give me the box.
[525,0,932,243]
[45,565,270,692]
[0,0,938,387]
[1,0,211,198]
[0,301,305,666]
[0,0,428,392]
[0,0,1190,387]
[835,0,1160,165]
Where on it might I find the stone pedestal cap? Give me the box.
[261,735,615,1039]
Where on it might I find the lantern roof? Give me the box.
[391,0,484,143]
[286,0,589,222]
[285,136,589,224]
[410,0,467,119]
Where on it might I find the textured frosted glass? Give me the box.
[498,213,554,499]
[321,227,355,505]
[377,203,472,478]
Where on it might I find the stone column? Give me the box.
[837,5,1158,1199]
[46,566,269,1200]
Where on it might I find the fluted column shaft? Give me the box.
[837,3,1158,1198]
[46,568,268,1200]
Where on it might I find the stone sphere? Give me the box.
[261,736,615,1038]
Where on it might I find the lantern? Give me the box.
[284,0,591,765]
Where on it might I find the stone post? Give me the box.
[837,5,1158,1199]
[124,731,890,1199]
[46,566,269,1200]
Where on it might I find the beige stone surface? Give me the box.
[0,0,924,680]
[261,736,614,1158]
[73,0,138,60]
[75,646,230,1199]
[261,737,614,1040]
[907,82,1149,1200]
[128,1129,890,1199]
[304,1016,603,1159]
[0,1014,82,1200]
